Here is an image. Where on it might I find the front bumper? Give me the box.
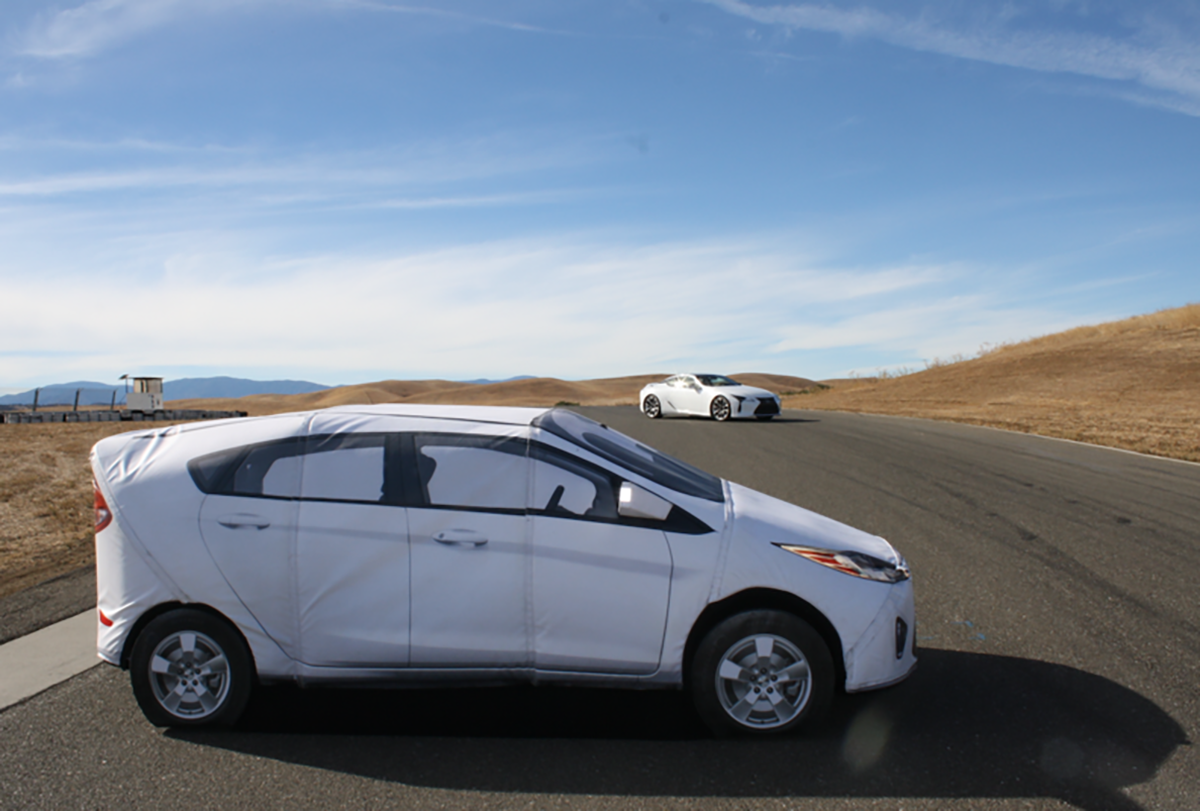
[843,577,917,692]
[734,397,780,418]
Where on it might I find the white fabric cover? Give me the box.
[91,404,915,695]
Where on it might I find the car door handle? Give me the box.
[433,529,488,546]
[217,514,271,530]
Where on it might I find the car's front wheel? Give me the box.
[130,608,253,727]
[691,610,833,736]
[710,396,732,421]
[643,394,663,419]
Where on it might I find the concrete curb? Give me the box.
[0,610,101,712]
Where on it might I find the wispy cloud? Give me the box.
[0,135,251,154]
[0,131,618,200]
[19,0,206,59]
[333,1,576,37]
[0,220,1084,385]
[14,0,570,61]
[701,0,1200,114]
[369,189,596,210]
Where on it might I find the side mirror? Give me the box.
[618,482,673,521]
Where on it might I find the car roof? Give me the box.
[114,404,557,443]
[316,403,553,426]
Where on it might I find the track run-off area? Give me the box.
[1,407,1197,810]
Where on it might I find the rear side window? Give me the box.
[188,446,243,494]
[188,433,391,503]
[235,442,304,497]
[189,438,306,498]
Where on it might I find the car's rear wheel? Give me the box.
[691,610,833,736]
[710,396,732,421]
[643,394,663,419]
[130,608,252,727]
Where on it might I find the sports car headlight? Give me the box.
[773,543,910,583]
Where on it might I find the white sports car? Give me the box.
[91,405,915,735]
[641,374,781,421]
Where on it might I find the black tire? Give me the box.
[691,610,833,736]
[643,394,663,419]
[710,396,731,422]
[130,608,253,728]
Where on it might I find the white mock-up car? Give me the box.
[640,374,781,421]
[91,405,915,735]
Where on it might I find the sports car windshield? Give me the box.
[533,409,725,502]
[696,375,740,386]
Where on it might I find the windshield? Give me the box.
[696,374,740,387]
[533,410,725,502]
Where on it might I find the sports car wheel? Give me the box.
[710,396,732,421]
[643,394,662,419]
[130,609,252,727]
[691,610,833,736]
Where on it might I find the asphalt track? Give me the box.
[1,407,1197,810]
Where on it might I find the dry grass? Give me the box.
[0,421,187,600]
[788,304,1200,462]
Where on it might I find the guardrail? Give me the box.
[2,409,248,424]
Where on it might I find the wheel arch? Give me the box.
[683,588,846,690]
[120,601,258,680]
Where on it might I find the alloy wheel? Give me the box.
[714,633,811,730]
[147,630,232,720]
[711,397,731,421]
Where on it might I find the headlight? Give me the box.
[773,543,911,583]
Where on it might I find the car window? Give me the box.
[189,433,393,502]
[696,374,740,386]
[530,444,618,519]
[532,410,725,502]
[301,434,386,503]
[225,441,307,496]
[263,454,303,497]
[415,435,528,511]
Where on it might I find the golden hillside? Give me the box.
[788,304,1200,461]
[168,373,820,416]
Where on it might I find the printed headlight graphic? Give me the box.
[774,543,910,583]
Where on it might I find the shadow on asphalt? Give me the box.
[170,649,1186,811]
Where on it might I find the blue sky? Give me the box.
[1,0,1198,389]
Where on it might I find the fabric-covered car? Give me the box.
[91,405,916,735]
[640,374,781,421]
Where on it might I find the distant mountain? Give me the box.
[0,377,330,406]
[163,377,329,400]
[0,381,122,407]
[458,375,536,385]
